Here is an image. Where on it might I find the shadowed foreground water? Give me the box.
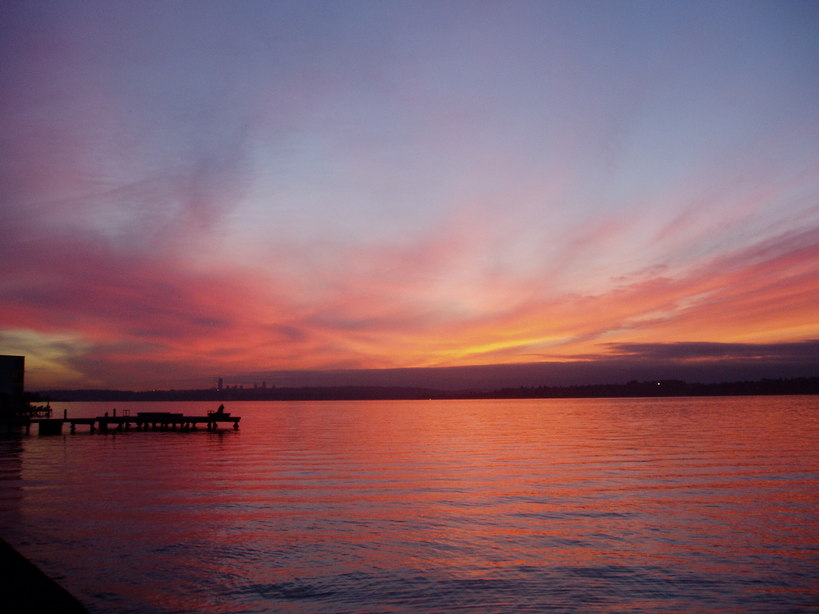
[1,397,818,613]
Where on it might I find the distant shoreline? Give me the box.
[34,377,819,403]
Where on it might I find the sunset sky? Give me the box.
[2,1,818,390]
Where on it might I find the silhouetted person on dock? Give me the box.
[215,404,225,415]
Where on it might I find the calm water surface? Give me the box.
[1,397,818,613]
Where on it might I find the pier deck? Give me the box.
[17,411,240,435]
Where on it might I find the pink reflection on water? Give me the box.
[2,397,818,612]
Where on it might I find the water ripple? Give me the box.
[1,396,818,613]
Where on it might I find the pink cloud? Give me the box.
[4,180,817,389]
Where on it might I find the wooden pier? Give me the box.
[19,409,240,435]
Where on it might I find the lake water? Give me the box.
[1,397,818,613]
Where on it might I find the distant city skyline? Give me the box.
[2,1,817,390]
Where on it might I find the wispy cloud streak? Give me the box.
[1,1,817,388]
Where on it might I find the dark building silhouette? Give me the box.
[0,355,24,396]
[0,355,25,415]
